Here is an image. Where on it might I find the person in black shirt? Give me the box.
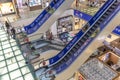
[5,21,10,29]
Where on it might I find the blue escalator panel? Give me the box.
[48,0,120,74]
[24,0,65,34]
[49,0,118,65]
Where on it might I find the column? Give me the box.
[12,0,20,18]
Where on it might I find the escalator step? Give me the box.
[81,39,86,43]
[97,21,101,24]
[60,60,64,64]
[66,54,71,58]
[82,37,87,41]
[93,25,98,29]
[101,15,107,19]
[86,33,91,36]
[86,32,91,37]
[111,5,116,9]
[63,57,67,61]
[108,9,114,12]
[83,36,88,40]
[72,47,78,51]
[114,2,119,5]
[94,24,99,27]
[89,30,93,33]
[84,34,89,37]
[84,35,89,40]
[71,48,77,53]
[69,51,73,55]
[105,12,111,16]
[91,28,96,32]
[100,17,105,22]
[104,13,110,17]
[75,45,80,49]
[83,38,87,42]
[77,42,83,46]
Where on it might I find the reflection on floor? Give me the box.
[0,29,35,80]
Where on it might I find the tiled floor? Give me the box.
[0,29,35,80]
[75,6,99,16]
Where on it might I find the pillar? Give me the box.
[12,0,20,18]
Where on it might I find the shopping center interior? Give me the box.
[0,0,120,80]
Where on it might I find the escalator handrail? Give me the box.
[24,1,54,31]
[52,1,120,74]
[47,0,117,66]
[24,0,65,34]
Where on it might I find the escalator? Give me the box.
[39,0,120,80]
[24,0,74,41]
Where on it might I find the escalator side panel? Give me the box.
[51,0,120,74]
[25,0,65,34]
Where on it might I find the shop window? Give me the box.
[28,0,42,7]
[57,15,75,43]
[74,17,86,30]
[57,15,73,34]
[0,2,15,15]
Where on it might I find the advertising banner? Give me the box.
[74,10,92,21]
[24,0,65,34]
[112,26,120,36]
[49,0,116,65]
[49,0,120,73]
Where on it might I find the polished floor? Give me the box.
[0,29,35,80]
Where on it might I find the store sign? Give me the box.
[50,0,120,73]
[112,26,120,36]
[74,10,120,36]
[74,10,92,21]
[24,0,65,34]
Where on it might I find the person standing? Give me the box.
[5,21,10,30]
[11,27,16,39]
[46,1,49,7]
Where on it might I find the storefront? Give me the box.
[74,17,86,30]
[99,52,120,73]
[0,1,15,16]
[16,0,43,11]
[28,0,52,11]
[73,9,92,32]
[28,0,41,7]
[57,15,74,42]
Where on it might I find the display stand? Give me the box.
[79,58,118,80]
[98,52,120,75]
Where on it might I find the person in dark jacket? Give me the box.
[11,27,16,39]
[5,21,10,29]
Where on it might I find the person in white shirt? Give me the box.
[46,1,49,7]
